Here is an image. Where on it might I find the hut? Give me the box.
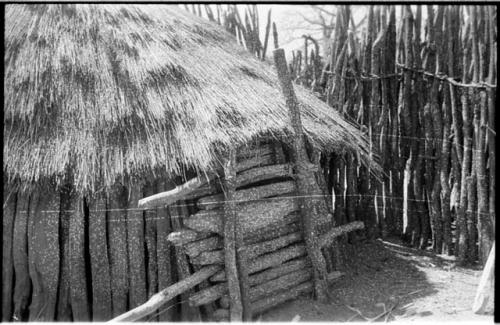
[3,4,376,322]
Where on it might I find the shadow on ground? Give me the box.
[259,237,441,322]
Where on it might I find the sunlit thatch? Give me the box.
[4,4,376,193]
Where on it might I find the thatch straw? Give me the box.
[4,4,376,193]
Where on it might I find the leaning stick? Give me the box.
[319,221,365,248]
[138,175,214,209]
[108,265,221,322]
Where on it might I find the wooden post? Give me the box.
[273,47,329,302]
[12,194,31,321]
[222,149,250,321]
[108,184,129,317]
[126,181,147,310]
[69,195,90,321]
[155,180,175,322]
[2,189,16,321]
[88,192,113,321]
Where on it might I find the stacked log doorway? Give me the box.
[167,140,342,321]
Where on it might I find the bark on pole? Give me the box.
[273,47,329,302]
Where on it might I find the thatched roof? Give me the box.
[4,4,376,193]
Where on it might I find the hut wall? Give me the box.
[1,140,337,321]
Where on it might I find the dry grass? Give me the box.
[4,4,376,193]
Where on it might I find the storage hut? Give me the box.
[3,4,376,322]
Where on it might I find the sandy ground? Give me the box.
[258,238,493,323]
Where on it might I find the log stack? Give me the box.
[159,142,348,320]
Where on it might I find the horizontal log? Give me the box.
[209,244,307,282]
[185,197,299,235]
[251,281,313,315]
[184,236,223,258]
[250,268,311,302]
[197,181,296,210]
[212,308,229,322]
[167,229,210,246]
[326,271,344,282]
[188,283,227,307]
[248,258,310,286]
[236,164,293,188]
[183,182,221,201]
[319,221,365,248]
[236,153,275,173]
[237,144,274,161]
[191,232,303,266]
[195,267,310,308]
[190,251,224,266]
[244,213,300,244]
[138,176,213,209]
[246,232,303,259]
[108,265,221,322]
[248,244,307,274]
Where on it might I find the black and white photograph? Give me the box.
[2,3,496,323]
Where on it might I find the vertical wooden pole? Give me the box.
[12,194,31,321]
[27,191,41,321]
[108,184,129,317]
[155,180,175,322]
[273,47,329,302]
[2,189,17,321]
[69,195,90,321]
[32,187,60,321]
[57,184,72,321]
[171,197,202,321]
[222,150,244,321]
[88,192,113,321]
[127,181,147,310]
[143,182,159,321]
